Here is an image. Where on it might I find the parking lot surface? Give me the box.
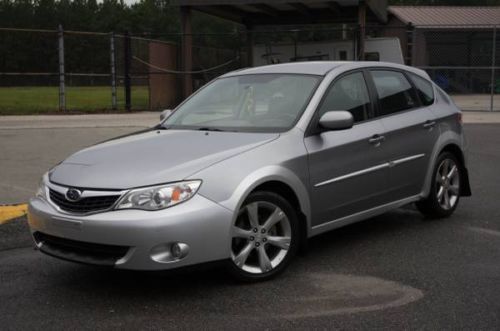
[0,124,499,330]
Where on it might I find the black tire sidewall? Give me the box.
[226,191,300,282]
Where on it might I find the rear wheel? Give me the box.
[227,191,299,282]
[417,152,461,219]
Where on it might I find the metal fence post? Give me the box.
[406,23,414,66]
[124,31,132,111]
[237,31,242,68]
[491,25,497,112]
[110,32,117,110]
[58,24,66,111]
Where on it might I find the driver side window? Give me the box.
[318,72,371,123]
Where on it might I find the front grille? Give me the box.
[33,232,129,266]
[49,189,121,214]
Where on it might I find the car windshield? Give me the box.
[162,74,321,132]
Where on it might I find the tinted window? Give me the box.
[371,70,418,116]
[409,73,435,106]
[318,72,370,123]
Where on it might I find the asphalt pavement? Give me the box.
[0,123,499,330]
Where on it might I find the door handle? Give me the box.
[423,120,436,129]
[368,134,385,146]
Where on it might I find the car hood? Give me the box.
[50,129,279,189]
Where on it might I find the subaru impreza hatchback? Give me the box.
[28,62,471,281]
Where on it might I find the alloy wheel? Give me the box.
[231,201,292,274]
[435,158,460,210]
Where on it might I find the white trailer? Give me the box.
[252,37,404,66]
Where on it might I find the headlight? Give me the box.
[36,173,48,200]
[115,180,201,211]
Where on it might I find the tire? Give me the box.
[416,152,462,219]
[227,191,299,282]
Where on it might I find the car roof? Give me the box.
[222,61,346,77]
[222,61,430,80]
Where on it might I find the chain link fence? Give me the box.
[418,26,499,111]
[366,24,500,111]
[0,24,498,114]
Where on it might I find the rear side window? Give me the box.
[318,72,370,123]
[371,70,418,116]
[409,73,435,106]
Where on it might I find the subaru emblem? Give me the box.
[65,188,82,202]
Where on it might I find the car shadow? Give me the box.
[43,206,429,293]
[16,205,444,324]
[305,205,427,253]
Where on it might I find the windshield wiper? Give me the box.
[197,127,225,132]
[155,125,169,130]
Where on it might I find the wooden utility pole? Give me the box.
[180,6,193,98]
[358,0,367,61]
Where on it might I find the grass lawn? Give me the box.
[0,86,149,115]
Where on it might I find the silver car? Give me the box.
[28,62,471,281]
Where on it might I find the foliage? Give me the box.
[0,0,498,81]
[0,0,239,75]
[0,0,178,32]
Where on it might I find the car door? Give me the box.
[304,71,391,227]
[367,69,440,200]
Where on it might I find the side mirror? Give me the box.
[318,111,353,131]
[160,109,173,121]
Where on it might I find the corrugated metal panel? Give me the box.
[174,0,388,23]
[389,6,500,27]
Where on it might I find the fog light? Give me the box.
[171,243,181,258]
[150,242,189,263]
[171,242,189,260]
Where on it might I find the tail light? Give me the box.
[457,113,463,124]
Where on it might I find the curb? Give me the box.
[0,204,28,225]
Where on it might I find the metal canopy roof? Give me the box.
[173,0,388,25]
[389,6,500,27]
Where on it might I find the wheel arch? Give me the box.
[422,140,471,198]
[222,166,312,238]
[439,143,472,196]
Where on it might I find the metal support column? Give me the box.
[491,25,497,112]
[357,0,366,61]
[124,31,132,111]
[246,26,254,67]
[110,32,117,110]
[58,24,66,111]
[237,31,242,68]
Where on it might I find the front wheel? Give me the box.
[417,152,461,219]
[227,191,299,282]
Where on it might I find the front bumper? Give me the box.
[27,195,234,270]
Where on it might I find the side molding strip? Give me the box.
[390,153,425,167]
[314,154,425,188]
[314,163,388,187]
